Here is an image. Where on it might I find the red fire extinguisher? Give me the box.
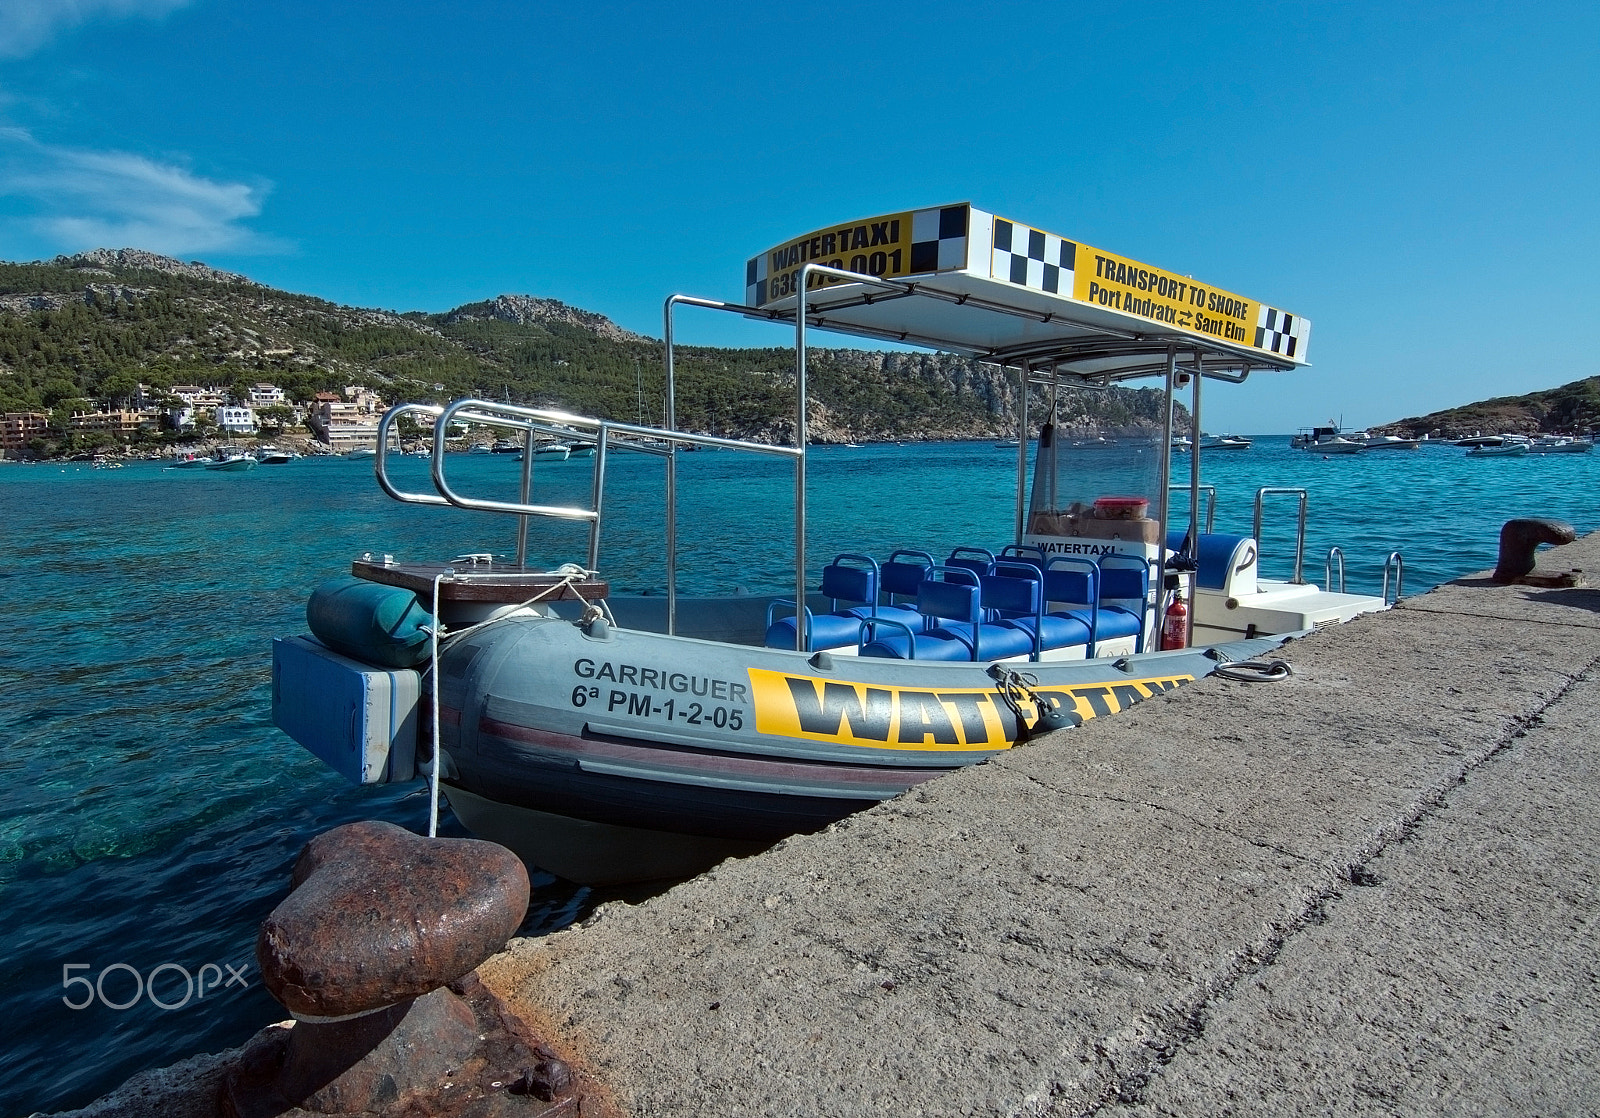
[1160,586,1189,650]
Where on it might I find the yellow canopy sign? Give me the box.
[746,204,1308,364]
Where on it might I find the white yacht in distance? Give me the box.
[1529,435,1594,454]
[1357,433,1420,450]
[1292,423,1364,453]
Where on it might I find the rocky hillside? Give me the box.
[442,295,648,344]
[0,250,1180,448]
[1376,376,1600,439]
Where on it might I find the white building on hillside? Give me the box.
[170,385,229,408]
[216,405,257,433]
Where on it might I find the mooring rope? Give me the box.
[435,563,596,647]
[987,664,1076,741]
[1212,658,1295,683]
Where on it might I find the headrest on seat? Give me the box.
[820,563,876,604]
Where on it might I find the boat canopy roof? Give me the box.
[744,204,1309,383]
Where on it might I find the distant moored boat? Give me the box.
[205,450,258,471]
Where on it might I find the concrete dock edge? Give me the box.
[43,534,1599,1117]
[478,534,1600,1117]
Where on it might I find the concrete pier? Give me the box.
[480,534,1600,1116]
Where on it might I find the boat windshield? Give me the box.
[1026,424,1164,557]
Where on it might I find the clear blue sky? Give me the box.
[0,0,1593,432]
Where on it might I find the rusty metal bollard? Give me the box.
[1493,517,1576,583]
[223,820,582,1117]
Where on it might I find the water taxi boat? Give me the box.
[271,204,1392,885]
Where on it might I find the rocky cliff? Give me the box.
[1376,376,1600,438]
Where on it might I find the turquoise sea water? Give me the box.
[1,437,1597,1114]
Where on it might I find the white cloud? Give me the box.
[0,128,283,256]
[0,0,193,57]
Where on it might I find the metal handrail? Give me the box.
[1382,552,1405,604]
[1253,487,1309,584]
[371,399,810,597]
[1325,546,1346,593]
[1167,484,1216,533]
[375,404,450,507]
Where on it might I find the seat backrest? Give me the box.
[1000,544,1047,565]
[946,546,996,580]
[918,566,981,624]
[881,550,934,599]
[982,562,1042,619]
[819,553,879,606]
[1042,555,1098,609]
[1097,553,1150,607]
[1165,532,1256,593]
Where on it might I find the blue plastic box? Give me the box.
[271,635,420,784]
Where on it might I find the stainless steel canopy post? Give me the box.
[517,425,535,567]
[663,301,678,634]
[1014,361,1029,543]
[792,269,813,652]
[663,292,811,646]
[588,425,609,570]
[1189,348,1203,550]
[1188,349,1203,642]
[779,260,909,650]
[1155,347,1176,619]
[1047,366,1059,512]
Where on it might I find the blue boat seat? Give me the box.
[1165,530,1258,595]
[765,553,893,651]
[984,561,1091,659]
[1021,556,1149,657]
[838,550,936,633]
[879,550,936,604]
[857,617,975,660]
[1096,553,1153,653]
[765,610,865,651]
[1002,613,1092,653]
[860,567,1027,660]
[999,543,1048,568]
[930,564,1041,660]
